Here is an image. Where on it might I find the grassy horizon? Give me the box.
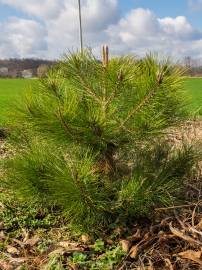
[0,77,201,125]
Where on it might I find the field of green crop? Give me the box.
[0,78,201,125]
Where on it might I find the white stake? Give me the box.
[78,0,83,52]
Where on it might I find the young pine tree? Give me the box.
[2,48,198,232]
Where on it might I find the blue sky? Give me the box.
[0,3,37,21]
[0,0,202,59]
[119,0,202,27]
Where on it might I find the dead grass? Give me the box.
[166,120,202,145]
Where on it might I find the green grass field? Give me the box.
[184,78,202,115]
[0,79,36,125]
[0,78,201,126]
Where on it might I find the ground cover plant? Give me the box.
[1,49,200,236]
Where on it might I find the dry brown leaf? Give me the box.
[0,202,5,209]
[0,230,6,239]
[178,250,202,266]
[119,240,131,253]
[13,239,25,248]
[114,227,124,236]
[9,257,27,264]
[81,234,91,244]
[105,238,113,245]
[129,245,139,259]
[22,229,29,242]
[148,259,154,270]
[169,222,202,246]
[49,248,65,256]
[6,245,20,255]
[128,229,141,241]
[0,260,13,270]
[196,219,202,230]
[68,263,79,270]
[58,241,84,252]
[24,236,40,247]
[165,258,174,270]
[144,232,150,240]
[188,226,202,237]
[58,241,77,248]
[161,217,171,226]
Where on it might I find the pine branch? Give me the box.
[65,53,102,104]
[5,50,196,233]
[55,105,74,139]
[120,82,161,128]
[106,70,124,106]
[77,75,101,104]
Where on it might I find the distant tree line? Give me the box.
[1,56,202,78]
[0,58,56,78]
[183,56,202,77]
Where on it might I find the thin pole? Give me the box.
[78,0,83,52]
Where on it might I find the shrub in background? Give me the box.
[2,49,199,232]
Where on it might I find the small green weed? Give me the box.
[0,193,60,231]
[68,243,126,270]
[93,239,105,252]
[44,255,65,270]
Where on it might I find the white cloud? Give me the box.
[0,0,65,19]
[0,1,202,60]
[0,0,120,58]
[0,17,47,58]
[44,0,119,58]
[106,8,202,58]
[159,16,199,40]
